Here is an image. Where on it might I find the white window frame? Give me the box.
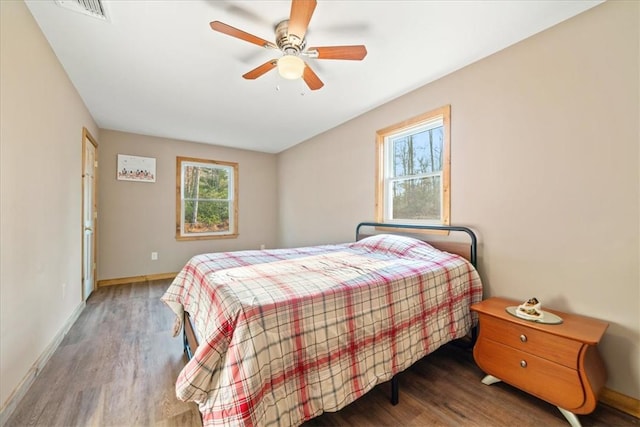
[176,156,238,241]
[375,105,451,226]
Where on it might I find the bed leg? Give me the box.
[390,376,399,405]
[471,325,478,346]
[182,312,193,360]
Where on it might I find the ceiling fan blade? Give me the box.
[307,45,368,60]
[288,0,317,40]
[302,63,324,90]
[210,21,277,49]
[243,60,278,80]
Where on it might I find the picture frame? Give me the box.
[117,154,156,183]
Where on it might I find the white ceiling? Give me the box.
[25,0,602,153]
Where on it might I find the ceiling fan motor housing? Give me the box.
[275,20,306,54]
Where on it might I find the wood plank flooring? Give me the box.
[5,280,201,427]
[5,280,638,426]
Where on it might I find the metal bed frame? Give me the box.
[355,222,479,405]
[181,221,480,409]
[355,222,477,267]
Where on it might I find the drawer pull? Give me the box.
[520,360,528,368]
[520,334,527,343]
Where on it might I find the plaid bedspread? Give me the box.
[162,234,483,426]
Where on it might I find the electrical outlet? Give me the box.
[260,244,266,250]
[151,252,158,261]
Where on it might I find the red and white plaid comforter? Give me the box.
[162,234,482,426]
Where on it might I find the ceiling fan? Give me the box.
[210,0,367,91]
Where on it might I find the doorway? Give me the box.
[82,128,98,300]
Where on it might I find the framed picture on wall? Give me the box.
[117,154,156,183]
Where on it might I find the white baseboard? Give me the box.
[0,301,86,426]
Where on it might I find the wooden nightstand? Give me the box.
[471,297,608,427]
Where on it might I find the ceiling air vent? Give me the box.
[54,0,108,21]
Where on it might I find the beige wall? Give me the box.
[0,0,99,411]
[97,130,278,280]
[278,1,640,399]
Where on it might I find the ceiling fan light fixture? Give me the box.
[277,55,305,80]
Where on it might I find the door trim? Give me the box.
[81,127,98,300]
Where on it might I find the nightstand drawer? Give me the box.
[475,337,585,410]
[479,314,583,368]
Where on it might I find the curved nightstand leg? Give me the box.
[481,374,502,385]
[558,407,581,427]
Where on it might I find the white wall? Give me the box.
[0,0,99,412]
[278,1,640,399]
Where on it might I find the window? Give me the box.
[176,156,238,240]
[375,105,450,225]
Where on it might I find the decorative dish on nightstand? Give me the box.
[505,297,563,324]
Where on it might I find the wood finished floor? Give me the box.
[5,280,639,427]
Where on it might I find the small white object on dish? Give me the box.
[515,307,545,320]
[517,297,543,319]
[505,306,563,324]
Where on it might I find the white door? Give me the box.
[82,129,98,300]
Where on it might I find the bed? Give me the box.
[162,222,483,426]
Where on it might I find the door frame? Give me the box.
[81,127,98,300]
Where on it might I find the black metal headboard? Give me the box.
[355,222,478,268]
